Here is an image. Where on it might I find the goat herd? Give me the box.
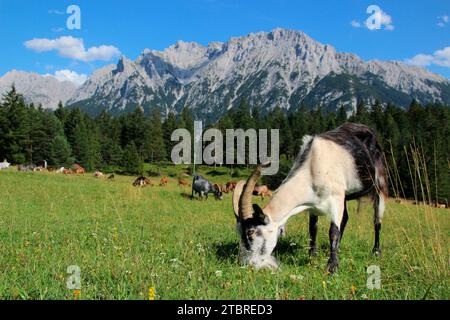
[0,159,273,202]
[132,173,273,201]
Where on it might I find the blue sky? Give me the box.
[0,0,449,84]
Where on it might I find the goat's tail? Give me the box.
[371,136,389,200]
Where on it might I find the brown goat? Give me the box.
[160,177,169,186]
[73,164,85,174]
[253,184,273,199]
[213,183,225,193]
[178,179,189,187]
[225,181,237,193]
[133,176,153,187]
[63,169,73,175]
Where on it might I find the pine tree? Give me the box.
[336,105,347,125]
[50,135,74,167]
[288,104,309,153]
[54,101,67,124]
[28,110,64,163]
[120,107,147,154]
[145,109,166,162]
[309,105,325,134]
[0,97,7,160]
[179,106,194,134]
[371,100,384,131]
[251,106,262,129]
[231,99,254,129]
[1,86,30,164]
[163,112,177,156]
[325,112,337,130]
[352,99,371,125]
[71,119,101,171]
[121,142,143,175]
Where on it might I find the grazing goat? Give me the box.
[160,177,169,186]
[232,123,388,273]
[178,179,189,187]
[225,181,237,193]
[253,185,273,199]
[56,167,65,174]
[191,175,223,200]
[108,174,115,180]
[18,164,36,172]
[63,169,73,175]
[0,160,10,170]
[213,183,225,193]
[73,164,85,174]
[133,176,152,187]
[93,171,104,178]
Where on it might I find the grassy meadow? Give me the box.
[0,165,448,300]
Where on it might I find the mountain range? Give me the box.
[1,28,449,121]
[0,70,77,109]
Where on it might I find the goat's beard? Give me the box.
[239,243,279,271]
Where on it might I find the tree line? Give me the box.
[0,86,448,203]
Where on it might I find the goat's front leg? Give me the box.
[309,213,318,256]
[339,202,349,241]
[372,193,384,256]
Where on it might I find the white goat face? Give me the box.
[236,219,280,270]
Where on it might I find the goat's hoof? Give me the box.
[372,247,382,257]
[326,259,339,274]
[308,248,318,257]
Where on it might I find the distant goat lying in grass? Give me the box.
[133,176,153,187]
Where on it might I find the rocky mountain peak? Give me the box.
[2,28,449,120]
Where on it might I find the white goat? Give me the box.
[232,123,388,273]
[0,160,10,170]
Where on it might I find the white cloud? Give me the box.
[24,36,121,62]
[434,47,450,67]
[406,46,450,68]
[351,20,361,28]
[437,15,449,27]
[45,70,88,86]
[365,8,394,31]
[405,54,435,67]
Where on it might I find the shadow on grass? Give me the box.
[206,170,227,177]
[180,192,192,200]
[213,236,311,266]
[180,192,224,201]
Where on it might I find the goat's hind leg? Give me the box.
[326,196,345,273]
[327,222,341,273]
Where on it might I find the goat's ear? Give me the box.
[232,181,246,220]
[253,204,269,225]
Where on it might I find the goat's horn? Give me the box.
[232,180,245,219]
[239,166,262,220]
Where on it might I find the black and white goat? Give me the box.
[192,175,223,200]
[232,123,388,273]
